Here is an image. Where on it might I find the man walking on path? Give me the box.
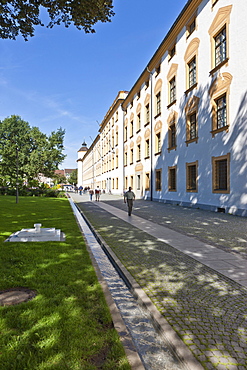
[95,186,101,202]
[124,187,135,216]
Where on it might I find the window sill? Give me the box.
[169,189,177,192]
[144,122,150,127]
[186,189,198,193]
[212,189,230,194]
[185,83,198,95]
[155,151,161,156]
[168,146,177,153]
[209,58,229,76]
[136,159,141,163]
[167,100,176,109]
[211,125,229,137]
[145,156,150,160]
[136,129,141,134]
[154,112,161,119]
[185,137,198,146]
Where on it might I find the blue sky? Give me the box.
[0,0,186,169]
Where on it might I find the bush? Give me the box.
[0,186,67,198]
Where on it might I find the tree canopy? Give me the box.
[0,115,66,187]
[0,0,114,41]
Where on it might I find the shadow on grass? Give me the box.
[0,196,131,370]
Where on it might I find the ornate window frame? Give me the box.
[209,72,232,136]
[167,111,177,152]
[168,165,177,192]
[185,96,200,145]
[154,79,162,118]
[208,5,232,74]
[212,153,230,193]
[167,64,178,108]
[186,160,198,192]
[184,38,200,94]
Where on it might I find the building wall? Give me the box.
[79,0,247,216]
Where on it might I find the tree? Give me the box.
[68,169,77,185]
[0,0,114,41]
[0,115,66,187]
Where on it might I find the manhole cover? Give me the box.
[0,287,37,306]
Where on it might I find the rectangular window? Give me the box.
[169,45,176,60]
[124,152,127,166]
[169,77,176,104]
[189,113,197,140]
[125,176,128,189]
[137,144,141,161]
[188,57,196,88]
[136,113,141,132]
[215,26,226,67]
[124,126,127,141]
[186,162,198,192]
[130,175,134,188]
[145,139,150,158]
[116,177,118,189]
[216,94,227,129]
[212,154,230,193]
[116,155,118,168]
[130,148,134,164]
[116,131,118,145]
[145,172,150,190]
[168,166,177,191]
[155,64,161,76]
[137,174,141,190]
[187,18,196,37]
[168,123,176,149]
[146,104,150,124]
[155,132,161,153]
[156,92,161,116]
[155,169,162,191]
[130,121,134,137]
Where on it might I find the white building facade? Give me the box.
[78,0,247,216]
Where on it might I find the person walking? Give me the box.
[124,187,135,216]
[95,186,101,201]
[89,189,94,201]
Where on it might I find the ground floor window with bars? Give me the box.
[186,161,198,192]
[155,169,162,191]
[212,153,230,193]
[145,172,150,190]
[168,166,177,191]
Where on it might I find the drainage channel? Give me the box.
[70,199,188,370]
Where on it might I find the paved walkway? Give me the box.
[70,192,247,370]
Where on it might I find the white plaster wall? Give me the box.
[151,0,247,215]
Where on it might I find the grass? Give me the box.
[0,196,131,370]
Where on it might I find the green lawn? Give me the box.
[0,196,130,370]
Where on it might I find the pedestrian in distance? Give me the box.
[124,187,135,216]
[95,186,101,201]
[78,186,83,195]
[89,189,94,201]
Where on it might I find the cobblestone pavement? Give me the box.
[104,198,247,260]
[74,195,247,370]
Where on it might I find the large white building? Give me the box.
[78,0,247,217]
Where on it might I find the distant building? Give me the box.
[55,169,76,181]
[78,0,247,216]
